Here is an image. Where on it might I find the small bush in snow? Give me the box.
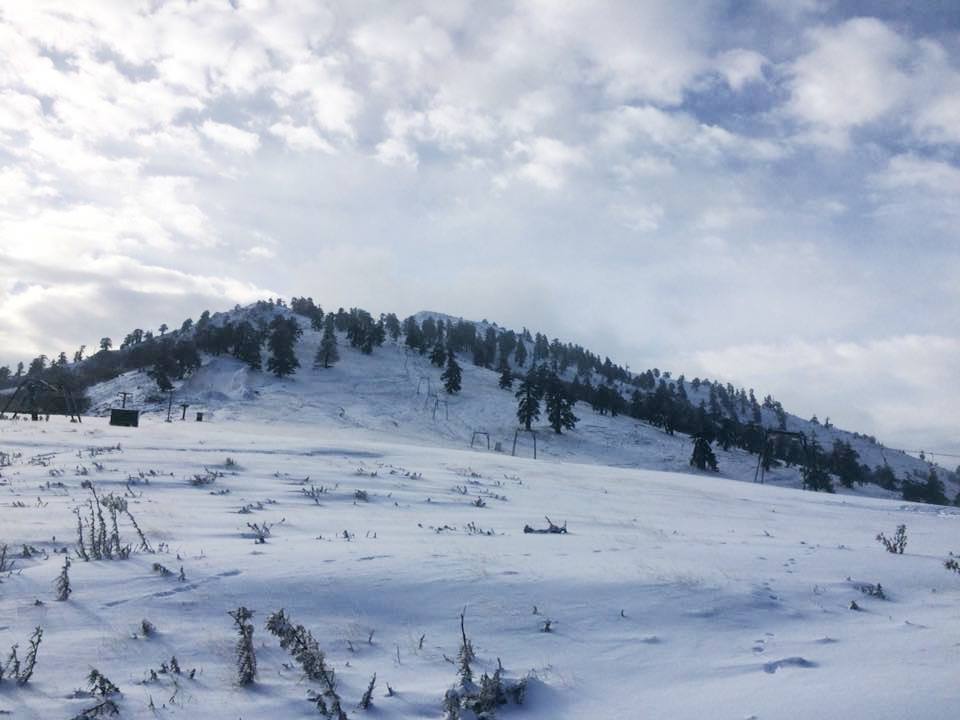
[144,655,197,682]
[1,626,43,686]
[359,673,376,710]
[443,612,527,720]
[857,582,886,599]
[74,482,145,560]
[71,668,121,719]
[246,521,274,543]
[523,516,567,534]
[876,525,907,554]
[55,556,72,601]
[152,562,174,577]
[266,608,347,718]
[228,607,257,686]
[302,484,328,503]
[189,468,221,486]
[0,544,14,573]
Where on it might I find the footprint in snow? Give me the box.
[763,657,816,673]
[102,569,242,607]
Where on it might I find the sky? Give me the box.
[0,0,957,456]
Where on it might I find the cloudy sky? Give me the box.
[0,1,957,455]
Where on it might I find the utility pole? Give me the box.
[117,391,131,409]
[180,403,190,421]
[165,390,174,422]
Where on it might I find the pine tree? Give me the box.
[515,374,541,430]
[266,316,303,377]
[28,355,47,375]
[533,333,549,362]
[172,340,201,378]
[403,316,423,351]
[442,353,462,394]
[384,313,401,341]
[689,435,718,471]
[544,374,578,434]
[498,360,513,390]
[54,556,71,601]
[234,323,263,370]
[514,341,527,367]
[229,607,256,685]
[430,341,447,368]
[15,627,42,685]
[314,317,339,369]
[801,437,834,492]
[147,343,178,391]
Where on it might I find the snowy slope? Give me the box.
[81,312,954,502]
[2,415,960,719]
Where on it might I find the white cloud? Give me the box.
[268,120,335,153]
[786,18,911,147]
[375,137,419,168]
[598,105,786,162]
[612,202,664,232]
[873,153,960,195]
[0,252,273,363]
[200,120,261,155]
[914,92,960,144]
[714,49,767,91]
[242,245,276,260]
[505,136,585,190]
[270,55,360,138]
[513,0,710,106]
[785,18,960,149]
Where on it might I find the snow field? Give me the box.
[2,415,960,718]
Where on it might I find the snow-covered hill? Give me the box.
[81,309,954,503]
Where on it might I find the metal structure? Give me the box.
[117,391,132,409]
[179,403,190,420]
[432,397,449,420]
[471,431,491,450]
[754,429,807,483]
[512,428,538,459]
[0,378,82,423]
[416,377,431,395]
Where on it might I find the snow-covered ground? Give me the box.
[3,319,957,718]
[2,414,960,719]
